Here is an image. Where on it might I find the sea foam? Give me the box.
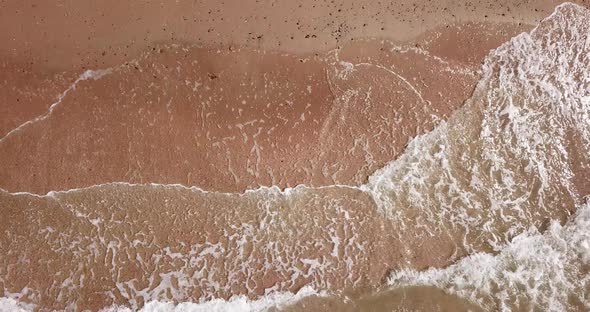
[388,201,590,311]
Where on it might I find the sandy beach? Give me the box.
[1,1,590,311]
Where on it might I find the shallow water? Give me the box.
[277,286,486,312]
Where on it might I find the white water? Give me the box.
[386,3,590,311]
[389,201,590,311]
[1,287,321,312]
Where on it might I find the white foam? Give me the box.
[0,68,112,143]
[0,298,31,312]
[1,287,319,312]
[96,286,319,312]
[388,201,590,311]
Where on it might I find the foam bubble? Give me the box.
[0,298,32,312]
[389,201,590,311]
[98,286,319,312]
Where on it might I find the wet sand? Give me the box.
[0,62,74,138]
[0,37,480,194]
[0,0,565,195]
[0,22,530,194]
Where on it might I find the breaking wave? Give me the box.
[389,201,590,311]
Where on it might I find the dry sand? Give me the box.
[0,0,583,72]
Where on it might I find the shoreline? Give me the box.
[0,21,525,195]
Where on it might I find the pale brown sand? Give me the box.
[0,0,584,72]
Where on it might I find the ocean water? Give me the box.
[1,2,589,312]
